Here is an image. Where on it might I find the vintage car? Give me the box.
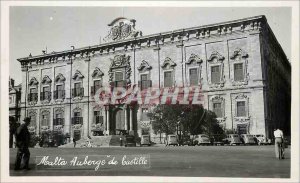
[223,134,243,145]
[124,135,136,147]
[166,135,179,146]
[140,135,151,146]
[211,134,225,146]
[178,136,193,146]
[240,134,257,145]
[254,134,270,145]
[193,134,211,146]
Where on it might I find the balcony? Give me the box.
[91,86,102,96]
[28,93,38,102]
[53,118,64,126]
[72,117,83,125]
[72,88,84,98]
[53,90,65,99]
[40,91,52,101]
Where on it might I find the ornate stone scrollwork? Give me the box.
[29,77,39,86]
[92,67,104,78]
[137,60,152,72]
[41,76,52,84]
[186,54,203,65]
[161,57,176,69]
[72,70,84,81]
[234,93,251,123]
[230,48,250,87]
[207,51,225,88]
[55,73,66,83]
[103,17,142,42]
[108,54,131,84]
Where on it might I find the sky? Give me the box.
[9,6,291,84]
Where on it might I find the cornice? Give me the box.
[17,15,266,68]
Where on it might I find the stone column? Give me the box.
[124,105,128,131]
[106,106,110,135]
[103,107,107,135]
[129,106,133,135]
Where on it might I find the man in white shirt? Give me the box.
[273,127,284,159]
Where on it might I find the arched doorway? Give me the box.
[114,108,126,135]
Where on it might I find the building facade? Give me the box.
[17,15,291,141]
[9,78,21,122]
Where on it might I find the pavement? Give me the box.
[9,145,290,178]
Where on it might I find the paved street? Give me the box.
[10,145,290,178]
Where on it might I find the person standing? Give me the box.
[73,138,76,148]
[273,127,284,159]
[14,117,31,170]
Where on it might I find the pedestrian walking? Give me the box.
[73,138,76,148]
[274,127,285,159]
[14,117,31,170]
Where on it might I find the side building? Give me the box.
[17,15,291,142]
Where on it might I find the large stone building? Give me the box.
[9,77,21,122]
[17,15,291,142]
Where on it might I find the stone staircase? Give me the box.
[58,135,125,148]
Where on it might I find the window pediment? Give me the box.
[29,77,39,86]
[72,70,84,80]
[186,54,203,65]
[41,75,52,85]
[161,57,176,69]
[109,54,130,69]
[230,48,248,60]
[92,67,104,78]
[207,51,225,63]
[137,60,152,72]
[55,73,66,83]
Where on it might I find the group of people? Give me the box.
[11,116,287,171]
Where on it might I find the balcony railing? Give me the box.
[53,90,65,99]
[138,80,152,90]
[53,118,64,126]
[91,86,102,96]
[72,117,83,125]
[28,93,38,102]
[72,88,84,98]
[40,91,52,101]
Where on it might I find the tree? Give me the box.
[148,104,224,138]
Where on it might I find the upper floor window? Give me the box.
[94,111,104,124]
[164,71,173,87]
[41,76,52,102]
[91,68,104,96]
[28,77,39,102]
[108,54,131,87]
[236,101,246,117]
[211,65,221,84]
[139,74,152,90]
[189,68,199,86]
[137,60,153,90]
[234,63,244,81]
[213,102,223,118]
[72,70,84,98]
[54,74,65,100]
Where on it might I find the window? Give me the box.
[94,111,103,124]
[237,101,246,117]
[211,66,220,83]
[140,74,150,90]
[73,82,83,97]
[30,88,37,94]
[41,114,49,126]
[115,72,124,81]
[213,102,222,118]
[94,80,102,90]
[234,63,244,81]
[164,71,173,87]
[42,86,50,100]
[55,84,64,99]
[189,68,198,86]
[29,88,38,102]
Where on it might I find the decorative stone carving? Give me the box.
[207,51,225,88]
[161,57,176,69]
[137,60,152,72]
[108,54,131,84]
[41,75,52,84]
[72,124,82,130]
[140,121,151,128]
[54,125,63,131]
[55,73,66,83]
[210,95,226,122]
[29,77,39,86]
[234,93,250,122]
[103,17,142,42]
[229,48,250,87]
[92,67,104,78]
[91,123,104,131]
[72,70,84,80]
[186,54,203,65]
[41,126,50,132]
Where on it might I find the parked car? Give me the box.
[254,134,270,145]
[240,134,257,145]
[211,134,225,146]
[166,135,179,146]
[223,134,242,145]
[124,135,136,147]
[140,135,151,146]
[178,136,193,146]
[193,134,211,146]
